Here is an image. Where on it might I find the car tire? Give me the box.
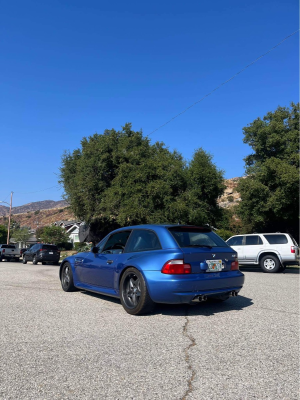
[32,256,38,265]
[23,257,27,264]
[260,255,280,273]
[42,262,46,265]
[15,258,20,262]
[61,262,76,292]
[120,268,155,315]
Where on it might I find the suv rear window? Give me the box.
[245,235,263,245]
[263,235,288,244]
[168,227,229,248]
[42,245,58,251]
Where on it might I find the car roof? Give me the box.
[230,233,288,236]
[111,224,210,232]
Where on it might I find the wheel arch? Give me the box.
[257,251,282,264]
[118,265,152,295]
[59,260,67,280]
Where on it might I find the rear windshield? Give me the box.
[1,245,16,249]
[263,235,288,244]
[168,227,229,248]
[42,245,58,251]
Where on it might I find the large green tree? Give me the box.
[237,103,299,241]
[60,124,225,231]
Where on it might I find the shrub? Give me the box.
[216,229,234,241]
[57,242,73,251]
[74,242,90,252]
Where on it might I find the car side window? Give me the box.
[101,231,132,254]
[227,236,244,246]
[245,236,263,245]
[125,229,162,253]
[263,235,288,244]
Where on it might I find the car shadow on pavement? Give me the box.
[154,295,254,317]
[80,290,253,317]
[240,266,299,274]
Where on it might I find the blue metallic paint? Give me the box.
[60,224,245,304]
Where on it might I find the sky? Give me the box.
[0,0,298,207]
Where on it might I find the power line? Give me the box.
[149,29,299,136]
[14,185,62,195]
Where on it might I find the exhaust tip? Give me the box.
[192,295,208,303]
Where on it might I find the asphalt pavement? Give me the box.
[0,262,299,400]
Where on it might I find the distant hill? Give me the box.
[217,177,243,209]
[0,200,69,216]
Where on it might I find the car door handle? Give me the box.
[107,260,113,264]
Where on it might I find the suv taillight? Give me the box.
[2,249,5,253]
[291,246,295,254]
[231,258,239,270]
[161,259,191,274]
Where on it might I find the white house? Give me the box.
[53,220,82,245]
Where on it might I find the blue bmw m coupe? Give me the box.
[60,225,245,315]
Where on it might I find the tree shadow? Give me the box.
[80,290,253,317]
[240,266,299,274]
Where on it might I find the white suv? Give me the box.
[226,233,299,273]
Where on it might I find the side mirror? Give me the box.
[91,246,99,254]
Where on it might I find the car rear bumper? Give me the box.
[143,270,245,304]
[1,254,19,259]
[37,255,60,262]
[282,255,300,266]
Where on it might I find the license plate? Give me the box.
[49,252,53,254]
[206,260,223,272]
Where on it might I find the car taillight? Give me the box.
[2,249,5,253]
[291,246,295,254]
[39,249,43,252]
[231,258,239,270]
[161,259,191,274]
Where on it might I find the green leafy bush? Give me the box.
[74,242,90,252]
[57,242,73,251]
[216,229,234,241]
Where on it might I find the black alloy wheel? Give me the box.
[32,256,38,265]
[120,268,154,315]
[61,262,76,292]
[22,256,27,264]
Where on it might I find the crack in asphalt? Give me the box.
[181,307,196,400]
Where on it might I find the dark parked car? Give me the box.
[20,248,28,257]
[60,224,244,315]
[23,244,60,265]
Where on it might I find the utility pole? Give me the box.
[7,192,13,245]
